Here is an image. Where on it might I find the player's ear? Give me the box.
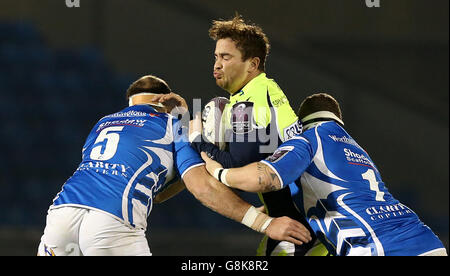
[248,57,260,72]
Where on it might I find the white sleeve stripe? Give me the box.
[259,160,285,188]
[289,136,309,143]
[181,163,205,179]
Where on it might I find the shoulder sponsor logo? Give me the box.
[104,110,149,119]
[271,95,288,108]
[265,146,294,163]
[328,135,359,147]
[283,120,303,141]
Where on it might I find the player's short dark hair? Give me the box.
[126,75,171,100]
[297,93,343,121]
[209,13,270,71]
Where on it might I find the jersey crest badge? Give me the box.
[231,101,254,134]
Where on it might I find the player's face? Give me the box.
[213,38,252,94]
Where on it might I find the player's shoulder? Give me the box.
[99,105,168,121]
[252,74,286,100]
[105,105,148,117]
[285,135,310,146]
[303,121,360,149]
[317,121,351,140]
[238,73,275,98]
[306,121,343,132]
[292,122,333,145]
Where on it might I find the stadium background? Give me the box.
[0,0,448,255]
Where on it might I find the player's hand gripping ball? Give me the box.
[201,97,229,150]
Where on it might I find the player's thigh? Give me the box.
[37,207,86,256]
[305,241,330,256]
[78,209,151,256]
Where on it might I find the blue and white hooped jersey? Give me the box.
[262,121,445,256]
[52,105,204,230]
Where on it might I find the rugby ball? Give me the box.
[201,97,230,150]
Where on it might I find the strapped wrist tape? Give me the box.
[241,206,273,233]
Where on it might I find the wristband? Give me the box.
[219,169,229,186]
[213,168,230,187]
[213,168,221,180]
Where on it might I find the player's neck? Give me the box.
[229,70,263,95]
[130,94,168,113]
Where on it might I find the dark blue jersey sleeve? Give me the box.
[190,135,235,169]
[191,131,272,169]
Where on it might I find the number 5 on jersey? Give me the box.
[90,126,124,161]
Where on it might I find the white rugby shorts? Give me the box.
[37,206,151,256]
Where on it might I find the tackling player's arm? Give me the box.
[182,165,311,245]
[154,180,186,204]
[201,152,281,193]
[189,113,236,168]
[201,136,312,193]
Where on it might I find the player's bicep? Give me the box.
[154,179,186,203]
[261,137,312,187]
[255,162,282,192]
